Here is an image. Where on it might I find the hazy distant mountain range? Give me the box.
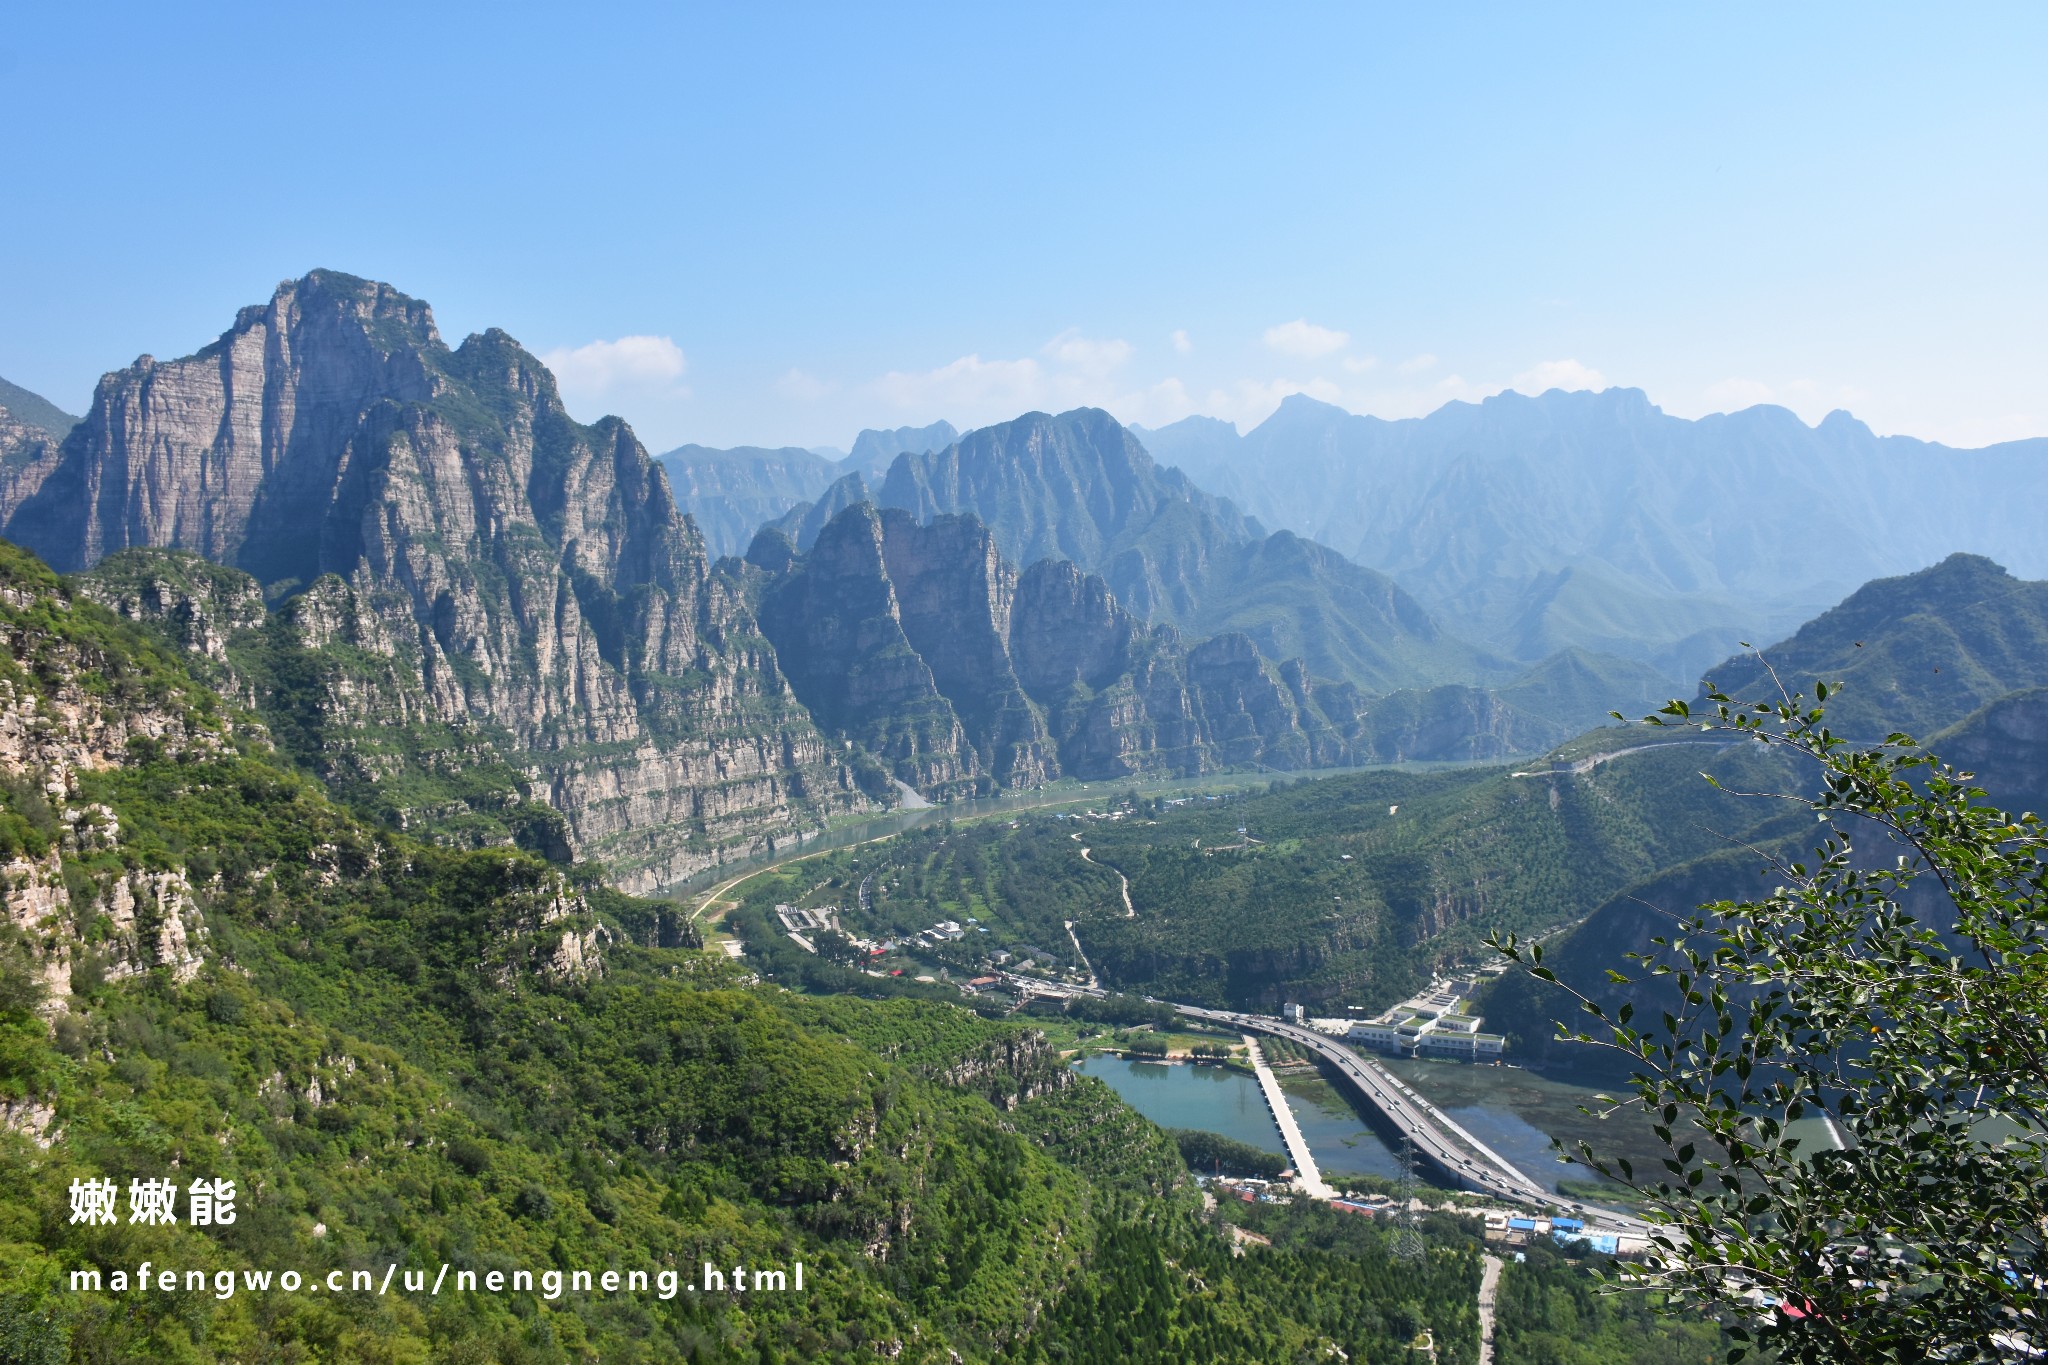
[765,408,1517,699]
[652,385,2047,712]
[0,272,1570,891]
[656,420,958,556]
[1135,390,2048,676]
[654,443,843,558]
[2,268,2041,895]
[1485,551,2048,1075]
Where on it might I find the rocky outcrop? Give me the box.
[3,272,868,891]
[81,549,265,661]
[0,406,65,524]
[749,502,1374,789]
[0,576,217,1010]
[753,508,983,796]
[874,407,1509,694]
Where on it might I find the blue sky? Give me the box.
[3,3,2042,450]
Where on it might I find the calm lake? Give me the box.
[1075,1052,1659,1192]
[1074,1055,1413,1183]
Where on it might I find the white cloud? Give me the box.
[1263,318,1350,359]
[777,368,836,402]
[539,335,688,395]
[1042,330,1133,377]
[1171,329,1193,355]
[875,354,1048,417]
[1395,352,1438,377]
[1114,377,1200,428]
[871,332,1195,430]
[1340,354,1379,374]
[1510,358,1607,393]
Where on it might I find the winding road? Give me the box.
[1509,737,1734,779]
[1076,844,1135,917]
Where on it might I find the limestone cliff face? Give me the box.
[3,272,866,890]
[0,575,219,1012]
[750,503,1371,788]
[0,407,64,523]
[752,508,984,796]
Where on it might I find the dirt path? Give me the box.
[1062,919,1101,989]
[1478,1252,1503,1365]
[1077,846,1135,917]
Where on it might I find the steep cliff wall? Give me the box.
[2,272,867,891]
[874,406,1511,693]
[749,502,1374,787]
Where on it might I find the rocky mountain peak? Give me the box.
[1,271,866,891]
[753,499,1376,791]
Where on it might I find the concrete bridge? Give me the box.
[1178,1005,1557,1205]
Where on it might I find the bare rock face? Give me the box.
[754,505,983,796]
[4,272,867,890]
[750,502,1372,787]
[0,406,65,519]
[0,579,217,1010]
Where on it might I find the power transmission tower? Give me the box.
[1392,1135,1427,1261]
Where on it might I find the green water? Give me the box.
[1076,1056,1288,1155]
[1079,1052,1662,1192]
[1076,1056,1409,1183]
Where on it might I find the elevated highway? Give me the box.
[1179,1006,1654,1237]
[1179,1005,1551,1204]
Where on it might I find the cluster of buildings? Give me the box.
[1482,1210,1634,1256]
[773,903,841,954]
[1302,977,1507,1062]
[779,901,989,960]
[1194,1174,1299,1205]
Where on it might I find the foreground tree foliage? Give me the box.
[1494,679,2047,1362]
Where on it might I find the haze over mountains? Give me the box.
[0,270,1574,892]
[1137,390,2048,677]
[631,380,2048,724]
[657,419,959,557]
[1,267,2041,899]
[1485,551,2048,1075]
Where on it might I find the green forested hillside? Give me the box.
[1487,680,2048,1082]
[1493,1243,1725,1364]
[0,538,1499,1361]
[733,738,1805,1011]
[1703,552,2048,739]
[0,375,81,438]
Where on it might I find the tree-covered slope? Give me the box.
[1703,552,2048,740]
[740,736,1807,1012]
[0,537,1496,1362]
[0,375,82,439]
[1488,584,2048,1081]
